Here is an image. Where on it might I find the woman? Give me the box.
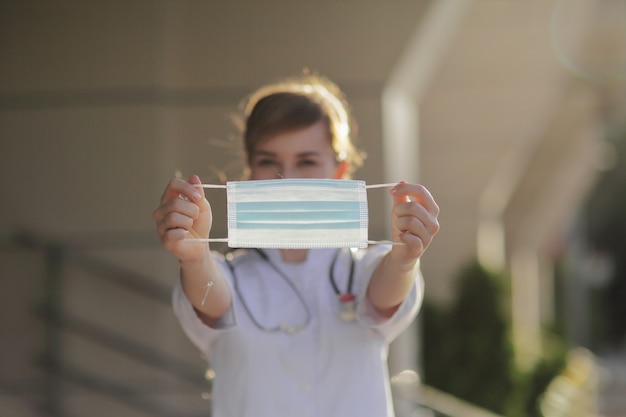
[153,74,440,417]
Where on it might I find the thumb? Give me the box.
[187,174,212,237]
[188,174,202,187]
[187,175,210,209]
[390,180,409,204]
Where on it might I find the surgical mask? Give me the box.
[186,178,398,249]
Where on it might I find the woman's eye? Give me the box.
[298,159,317,167]
[257,159,276,166]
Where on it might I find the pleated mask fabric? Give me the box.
[226,179,368,249]
[187,178,401,248]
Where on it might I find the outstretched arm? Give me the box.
[153,175,232,324]
[366,181,440,318]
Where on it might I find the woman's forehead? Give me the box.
[253,121,334,154]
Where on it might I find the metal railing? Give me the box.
[391,370,504,417]
[3,231,210,417]
[4,230,513,417]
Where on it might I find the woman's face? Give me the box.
[248,120,345,180]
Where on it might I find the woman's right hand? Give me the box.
[153,175,212,263]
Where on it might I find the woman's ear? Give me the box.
[241,166,251,180]
[334,160,349,179]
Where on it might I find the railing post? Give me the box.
[43,244,64,417]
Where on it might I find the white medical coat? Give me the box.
[172,246,423,417]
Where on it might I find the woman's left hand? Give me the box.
[389,181,440,268]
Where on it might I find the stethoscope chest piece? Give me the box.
[338,293,357,322]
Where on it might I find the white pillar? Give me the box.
[381,0,471,382]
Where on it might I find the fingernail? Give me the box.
[193,192,201,201]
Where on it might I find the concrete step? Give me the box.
[597,353,626,417]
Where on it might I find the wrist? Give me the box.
[388,251,420,274]
[179,250,220,308]
[178,242,211,267]
[179,249,212,270]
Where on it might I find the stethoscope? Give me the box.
[226,248,356,334]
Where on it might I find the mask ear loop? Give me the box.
[183,182,405,246]
[365,183,406,246]
[195,184,228,189]
[183,184,229,244]
[364,183,398,189]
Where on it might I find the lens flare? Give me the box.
[551,0,626,84]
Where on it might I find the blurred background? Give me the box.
[1,0,626,416]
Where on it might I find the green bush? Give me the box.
[582,129,626,349]
[422,260,515,414]
[506,347,566,417]
[421,259,567,416]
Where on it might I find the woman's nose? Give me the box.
[279,165,296,179]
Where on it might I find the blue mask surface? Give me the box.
[226,179,368,249]
[187,179,400,248]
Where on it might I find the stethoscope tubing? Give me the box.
[226,248,355,333]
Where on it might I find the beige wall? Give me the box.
[0,1,430,415]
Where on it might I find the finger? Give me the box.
[390,180,409,204]
[158,211,195,235]
[160,178,187,203]
[390,182,439,216]
[187,175,211,211]
[153,197,200,225]
[393,200,439,249]
[393,199,427,221]
[395,214,425,236]
[398,231,425,250]
[169,197,201,219]
[160,176,205,205]
[161,228,189,252]
[395,216,433,249]
[394,202,440,236]
[394,221,433,257]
